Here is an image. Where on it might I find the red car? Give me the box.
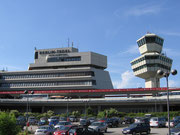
[53,125,77,135]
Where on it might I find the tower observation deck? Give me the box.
[131,33,173,88]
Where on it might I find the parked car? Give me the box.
[122,122,151,135]
[170,123,180,135]
[174,116,180,121]
[49,119,59,127]
[166,119,180,127]
[150,117,166,127]
[28,116,38,125]
[48,116,59,122]
[59,117,67,121]
[134,117,149,124]
[87,117,96,124]
[122,117,134,124]
[88,122,108,133]
[54,121,72,129]
[35,125,54,135]
[38,117,48,126]
[80,119,91,127]
[68,126,84,135]
[16,116,26,129]
[109,118,119,127]
[53,125,75,135]
[68,126,104,135]
[69,116,78,122]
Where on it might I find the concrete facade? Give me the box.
[0,47,113,97]
[131,33,173,88]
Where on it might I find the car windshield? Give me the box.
[59,126,70,130]
[175,123,180,128]
[151,118,158,121]
[57,122,66,125]
[81,120,87,122]
[41,120,46,122]
[129,123,138,128]
[91,122,101,126]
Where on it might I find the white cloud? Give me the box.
[125,5,162,16]
[114,3,163,18]
[113,70,135,88]
[118,45,139,55]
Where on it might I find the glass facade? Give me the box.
[47,56,81,62]
[133,63,171,72]
[0,80,96,88]
[137,36,164,47]
[1,71,94,80]
[131,55,172,66]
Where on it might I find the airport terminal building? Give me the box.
[0,47,113,98]
[0,33,180,114]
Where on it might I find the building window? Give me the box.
[0,80,96,88]
[47,56,81,62]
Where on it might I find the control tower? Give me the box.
[130,33,173,88]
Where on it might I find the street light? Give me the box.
[64,97,71,121]
[83,100,89,118]
[24,90,34,135]
[157,69,177,135]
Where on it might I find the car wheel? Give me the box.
[132,132,136,135]
[105,128,107,133]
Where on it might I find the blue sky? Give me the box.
[0,0,180,88]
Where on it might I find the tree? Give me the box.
[0,111,20,135]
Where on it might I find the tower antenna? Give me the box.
[68,38,70,47]
[72,42,74,47]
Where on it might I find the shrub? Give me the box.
[0,111,21,135]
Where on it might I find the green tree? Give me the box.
[0,111,20,135]
[71,111,80,117]
[10,110,20,118]
[47,110,54,117]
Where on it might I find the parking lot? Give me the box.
[28,124,169,135]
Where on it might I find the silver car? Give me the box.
[34,125,54,135]
[88,121,108,133]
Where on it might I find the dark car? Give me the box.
[59,117,67,121]
[171,123,180,135]
[16,116,26,129]
[28,116,38,125]
[38,117,48,126]
[87,117,96,124]
[108,118,119,127]
[49,119,59,127]
[98,118,114,127]
[122,117,134,124]
[122,122,151,135]
[68,126,104,135]
[69,116,78,122]
[80,119,91,127]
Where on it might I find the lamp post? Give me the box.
[83,100,89,118]
[157,69,177,135]
[64,97,71,121]
[24,90,34,135]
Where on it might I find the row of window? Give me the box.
[0,80,96,88]
[137,36,164,47]
[47,56,81,62]
[133,63,171,72]
[131,55,172,66]
[1,72,94,80]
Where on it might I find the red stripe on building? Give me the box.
[0,87,180,95]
